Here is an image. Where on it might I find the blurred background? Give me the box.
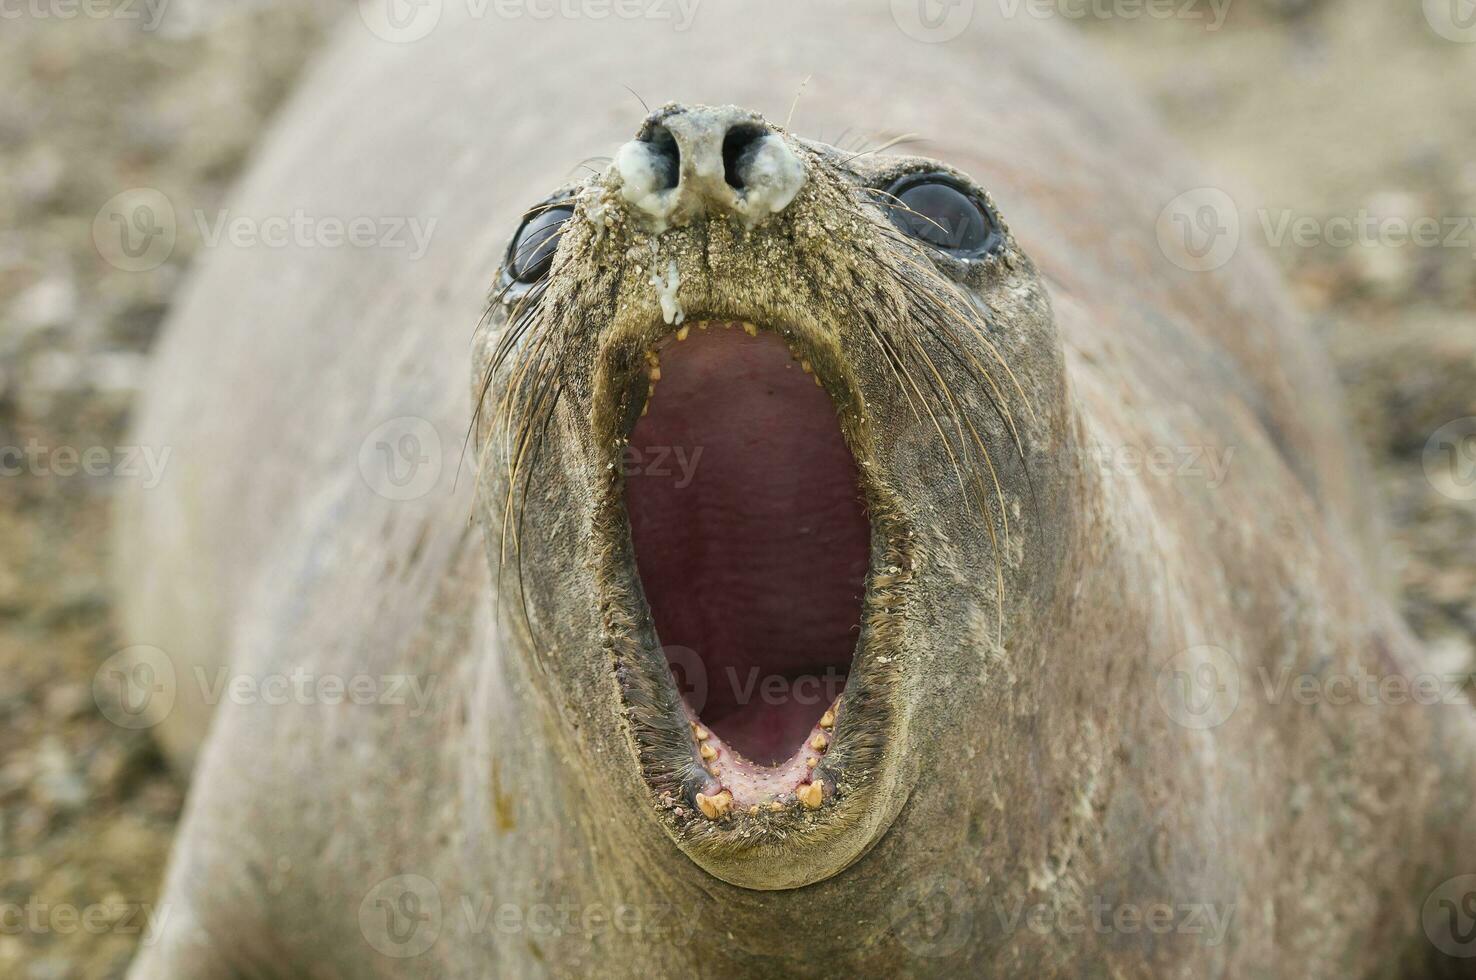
[0,1,1472,975]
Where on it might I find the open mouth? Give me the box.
[624,321,871,815]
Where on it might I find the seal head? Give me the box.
[474,103,1071,890]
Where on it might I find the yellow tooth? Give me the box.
[819,709,834,729]
[768,801,783,811]
[693,725,710,741]
[699,743,717,761]
[742,322,758,337]
[806,756,818,768]
[676,325,690,341]
[706,766,718,777]
[748,805,760,815]
[810,733,829,752]
[801,360,812,374]
[695,791,732,819]
[797,782,822,809]
[649,366,661,381]
[698,321,708,329]
[814,375,822,387]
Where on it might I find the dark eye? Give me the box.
[509,204,574,283]
[884,176,1001,257]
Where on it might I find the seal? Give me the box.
[116,2,1476,977]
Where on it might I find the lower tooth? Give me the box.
[695,791,733,819]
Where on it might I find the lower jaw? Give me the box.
[682,696,841,818]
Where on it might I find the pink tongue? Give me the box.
[625,325,869,765]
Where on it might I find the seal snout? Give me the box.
[611,104,806,231]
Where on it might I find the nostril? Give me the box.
[722,123,768,191]
[643,125,680,191]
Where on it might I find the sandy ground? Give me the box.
[0,2,1472,975]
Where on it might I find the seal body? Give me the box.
[117,2,1476,977]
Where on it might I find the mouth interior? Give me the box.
[625,323,869,768]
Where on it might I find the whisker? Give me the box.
[784,74,812,131]
[842,133,925,163]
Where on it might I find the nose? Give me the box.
[611,104,807,231]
